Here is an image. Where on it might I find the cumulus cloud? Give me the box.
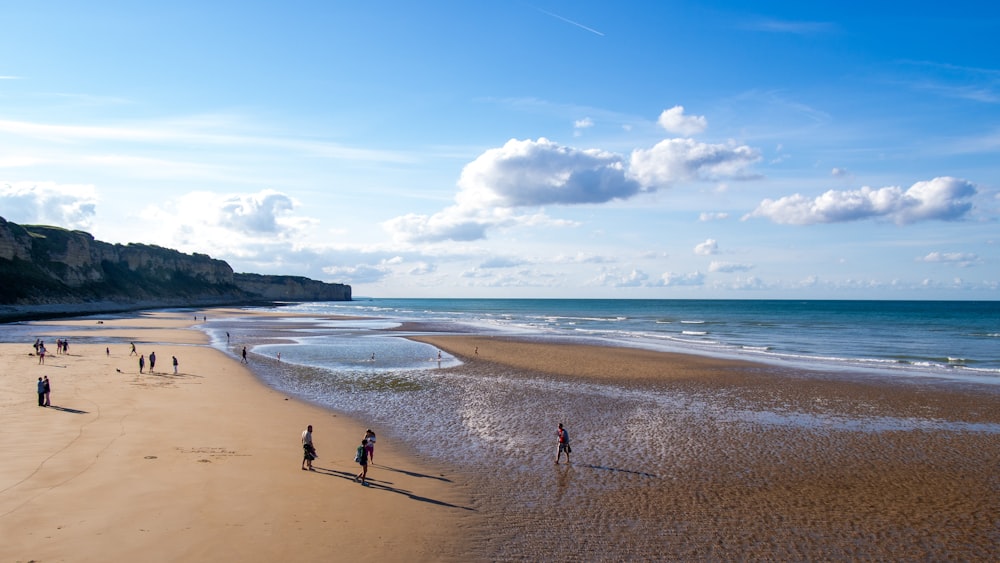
[709,261,753,273]
[659,271,705,286]
[0,181,97,229]
[745,176,977,225]
[456,137,640,208]
[218,190,295,234]
[599,268,649,287]
[694,239,719,255]
[657,106,708,135]
[629,139,761,189]
[385,118,762,243]
[918,251,979,267]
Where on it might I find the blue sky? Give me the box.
[1,1,997,299]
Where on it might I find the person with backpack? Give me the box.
[355,439,369,485]
[555,423,571,464]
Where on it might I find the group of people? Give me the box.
[300,426,377,486]
[33,339,47,364]
[133,347,180,374]
[36,376,51,407]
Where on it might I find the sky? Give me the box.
[1,1,998,299]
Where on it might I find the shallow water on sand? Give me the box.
[207,314,1000,559]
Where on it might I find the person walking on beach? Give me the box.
[301,425,316,470]
[242,347,248,364]
[172,355,179,374]
[139,354,145,374]
[355,439,369,485]
[37,342,46,364]
[555,423,571,464]
[37,377,45,407]
[43,376,51,406]
[364,429,376,463]
[130,342,137,356]
[149,351,156,374]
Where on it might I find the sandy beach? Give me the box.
[2,311,999,561]
[0,311,472,563]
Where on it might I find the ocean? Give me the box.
[234,298,1000,381]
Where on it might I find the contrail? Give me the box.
[532,5,605,36]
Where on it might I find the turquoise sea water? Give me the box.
[254,299,1000,381]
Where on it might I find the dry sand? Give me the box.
[0,311,472,563]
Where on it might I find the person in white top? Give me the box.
[364,429,376,463]
[301,425,316,470]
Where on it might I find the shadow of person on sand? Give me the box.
[309,466,474,511]
[45,405,88,414]
[580,464,658,478]
[369,464,453,483]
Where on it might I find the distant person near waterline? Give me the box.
[242,347,248,364]
[149,351,156,373]
[555,423,571,464]
[130,342,137,356]
[172,355,178,374]
[302,425,316,471]
[139,354,145,373]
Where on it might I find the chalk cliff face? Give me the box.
[0,217,350,318]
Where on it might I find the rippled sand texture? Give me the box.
[411,336,1000,562]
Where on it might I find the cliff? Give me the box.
[0,216,351,321]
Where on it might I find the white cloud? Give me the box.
[0,181,97,229]
[596,268,650,287]
[479,256,529,268]
[699,212,730,222]
[574,117,594,130]
[629,138,761,189]
[745,176,977,225]
[694,239,719,255]
[321,263,391,285]
[918,251,979,267]
[456,137,640,208]
[709,261,753,273]
[218,190,295,234]
[657,106,708,135]
[659,271,705,286]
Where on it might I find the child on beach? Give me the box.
[355,439,369,485]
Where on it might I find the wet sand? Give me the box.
[410,334,1000,561]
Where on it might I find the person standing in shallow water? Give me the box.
[555,423,571,464]
[242,347,248,364]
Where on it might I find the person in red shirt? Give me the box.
[555,423,571,464]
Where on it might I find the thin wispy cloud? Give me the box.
[741,18,837,35]
[531,5,604,36]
